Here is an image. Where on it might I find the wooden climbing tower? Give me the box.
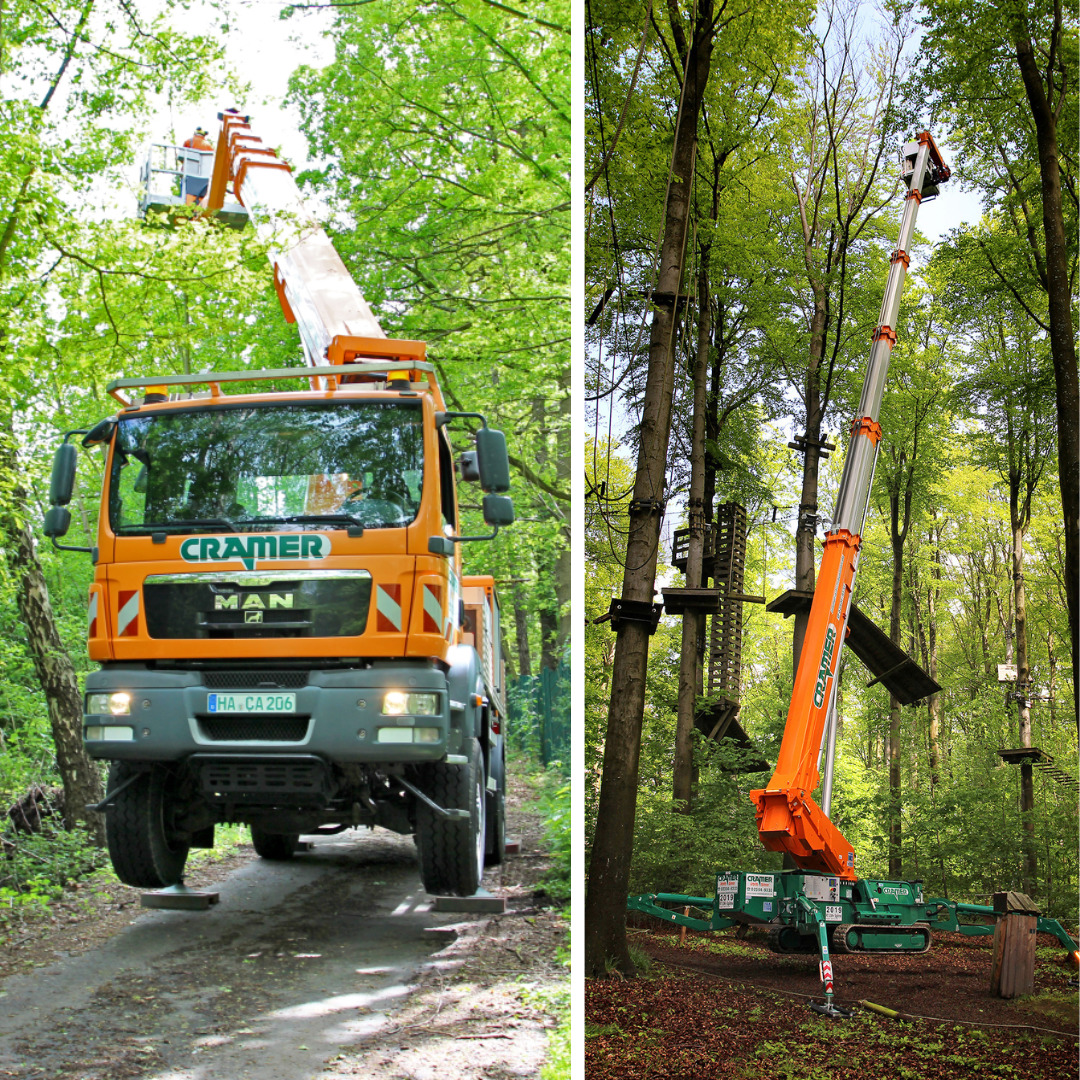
[666,501,766,768]
[708,503,748,701]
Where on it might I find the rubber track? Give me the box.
[416,738,482,896]
[831,922,933,953]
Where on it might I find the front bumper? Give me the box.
[83,663,454,764]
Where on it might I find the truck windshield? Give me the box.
[109,401,425,534]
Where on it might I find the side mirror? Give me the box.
[457,451,480,483]
[43,505,72,539]
[475,427,510,493]
[49,444,78,506]
[482,494,514,528]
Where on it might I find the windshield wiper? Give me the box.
[118,519,239,534]
[237,514,364,533]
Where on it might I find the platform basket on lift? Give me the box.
[138,143,249,228]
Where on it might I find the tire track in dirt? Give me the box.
[0,832,453,1079]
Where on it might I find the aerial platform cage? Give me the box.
[138,143,249,228]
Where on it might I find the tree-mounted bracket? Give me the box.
[787,433,837,460]
[628,498,665,517]
[603,598,664,634]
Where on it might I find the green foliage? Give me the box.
[539,770,571,903]
[0,829,106,914]
[289,0,571,673]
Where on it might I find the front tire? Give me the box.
[250,828,299,860]
[416,738,485,896]
[105,763,190,888]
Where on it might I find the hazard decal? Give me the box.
[117,590,140,638]
[422,584,442,634]
[88,592,100,637]
[376,584,403,632]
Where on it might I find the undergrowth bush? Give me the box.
[539,766,570,902]
[0,827,105,914]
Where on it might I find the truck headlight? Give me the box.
[381,691,438,716]
[86,692,132,716]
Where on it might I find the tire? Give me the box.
[485,783,506,866]
[250,828,299,860]
[416,738,485,896]
[105,762,190,888]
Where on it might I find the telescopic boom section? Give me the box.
[750,133,949,881]
[204,112,402,372]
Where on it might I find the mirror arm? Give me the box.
[446,525,499,543]
[51,538,94,554]
[436,410,487,430]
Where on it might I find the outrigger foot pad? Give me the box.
[809,1001,853,1019]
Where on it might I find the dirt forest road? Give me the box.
[0,791,565,1080]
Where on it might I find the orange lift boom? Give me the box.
[750,133,951,881]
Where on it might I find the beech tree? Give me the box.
[915,0,1079,727]
[0,0,226,837]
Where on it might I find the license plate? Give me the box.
[207,693,296,713]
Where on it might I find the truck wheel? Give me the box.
[485,785,506,866]
[105,763,190,888]
[250,828,299,860]
[416,738,485,896]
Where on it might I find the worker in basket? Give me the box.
[182,126,213,205]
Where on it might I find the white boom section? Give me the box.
[213,116,384,367]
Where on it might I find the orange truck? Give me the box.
[42,112,513,897]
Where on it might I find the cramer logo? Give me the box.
[179,534,330,571]
[813,624,838,708]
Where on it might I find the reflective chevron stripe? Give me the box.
[376,584,402,632]
[422,584,442,634]
[117,590,140,637]
[88,592,99,637]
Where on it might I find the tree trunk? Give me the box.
[927,519,942,788]
[1012,21,1080,733]
[1012,515,1037,897]
[673,242,711,809]
[887,463,913,879]
[585,1,714,977]
[513,589,532,679]
[0,458,104,844]
[793,299,826,667]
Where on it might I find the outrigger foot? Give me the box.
[809,1000,853,1019]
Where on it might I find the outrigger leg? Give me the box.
[799,894,852,1018]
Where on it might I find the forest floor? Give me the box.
[0,772,567,1079]
[586,923,1079,1080]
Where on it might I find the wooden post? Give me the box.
[679,906,690,947]
[990,891,1038,998]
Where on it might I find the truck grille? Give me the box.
[196,714,311,742]
[195,757,330,804]
[142,571,372,639]
[202,671,310,690]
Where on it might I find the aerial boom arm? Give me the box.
[750,133,949,880]
[205,112,388,368]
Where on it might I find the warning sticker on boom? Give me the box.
[744,874,775,898]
